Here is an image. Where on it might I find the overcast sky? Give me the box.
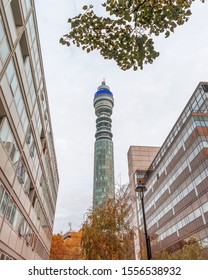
[35,1,208,234]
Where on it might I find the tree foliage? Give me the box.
[60,0,206,71]
[64,230,83,260]
[153,237,207,260]
[49,231,83,260]
[81,187,135,260]
[49,234,65,260]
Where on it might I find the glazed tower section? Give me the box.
[93,81,115,208]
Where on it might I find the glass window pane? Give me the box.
[14,88,21,107]
[16,97,24,116]
[0,39,9,63]
[11,75,18,94]
[0,184,4,203]
[5,131,13,153]
[25,0,31,11]
[0,119,9,142]
[5,199,13,220]
[12,149,20,168]
[9,205,16,224]
[0,21,4,42]
[0,191,9,214]
[6,60,15,83]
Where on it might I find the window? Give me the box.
[13,209,23,232]
[23,176,31,195]
[0,189,9,215]
[0,18,9,68]
[0,184,4,202]
[18,218,27,237]
[0,118,20,168]
[17,160,26,184]
[0,250,13,260]
[32,195,41,219]
[26,125,36,157]
[25,226,35,246]
[26,125,32,144]
[16,159,32,195]
[24,58,36,104]
[29,141,35,157]
[21,0,31,18]
[5,198,16,225]
[33,102,42,135]
[6,60,29,133]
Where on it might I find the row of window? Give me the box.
[97,114,112,122]
[146,168,208,229]
[95,139,113,147]
[0,249,13,260]
[159,203,208,241]
[45,151,57,207]
[97,121,111,127]
[94,193,109,199]
[0,182,50,259]
[95,150,113,156]
[19,9,58,203]
[0,117,53,229]
[27,14,42,87]
[95,188,108,193]
[0,183,37,249]
[1,13,44,151]
[1,7,46,145]
[6,59,29,133]
[1,29,56,223]
[16,160,49,229]
[151,85,208,169]
[145,139,208,213]
[95,170,111,175]
[95,181,114,188]
[0,117,39,172]
[95,154,113,160]
[40,174,54,226]
[96,127,111,132]
[146,114,208,192]
[95,100,113,107]
[0,0,57,237]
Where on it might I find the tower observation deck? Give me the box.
[93,81,115,208]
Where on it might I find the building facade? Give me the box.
[0,0,59,259]
[93,81,115,208]
[129,82,208,258]
[127,146,160,259]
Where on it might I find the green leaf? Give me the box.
[60,0,206,71]
[165,30,170,38]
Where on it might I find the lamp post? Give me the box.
[135,184,152,260]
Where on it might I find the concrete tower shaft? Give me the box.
[93,81,115,209]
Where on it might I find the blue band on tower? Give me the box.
[94,89,113,97]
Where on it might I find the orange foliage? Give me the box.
[49,234,65,260]
[49,230,83,260]
[64,230,82,260]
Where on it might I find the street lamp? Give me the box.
[135,183,152,260]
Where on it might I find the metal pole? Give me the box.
[140,191,152,260]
